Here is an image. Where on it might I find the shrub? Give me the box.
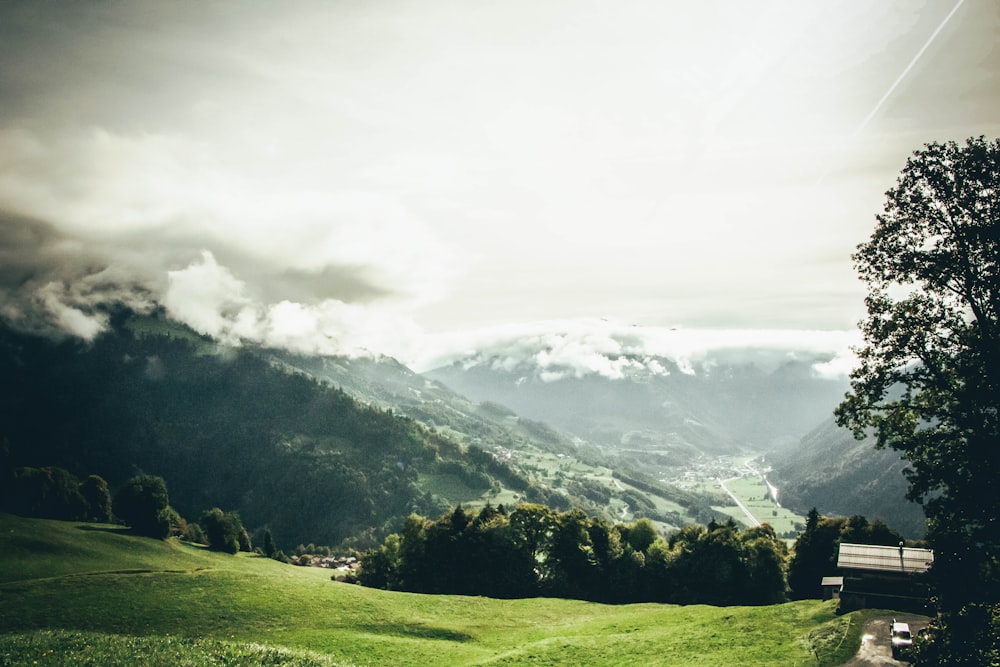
[113,475,172,539]
[183,522,208,545]
[79,475,113,523]
[199,508,246,554]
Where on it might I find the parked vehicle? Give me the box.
[891,620,913,659]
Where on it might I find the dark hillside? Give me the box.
[270,351,586,460]
[273,350,725,527]
[770,418,926,538]
[0,317,478,549]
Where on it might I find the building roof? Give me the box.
[838,543,934,574]
[821,576,844,587]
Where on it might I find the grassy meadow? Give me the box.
[718,476,806,536]
[0,513,863,666]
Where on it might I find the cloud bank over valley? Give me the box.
[415,319,860,379]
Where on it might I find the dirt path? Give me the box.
[842,614,930,666]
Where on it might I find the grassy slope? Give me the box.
[0,514,861,666]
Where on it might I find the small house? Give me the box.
[820,576,843,600]
[836,542,933,613]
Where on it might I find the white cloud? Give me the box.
[410,318,860,379]
[162,251,428,358]
[0,127,455,302]
[0,126,456,352]
[164,251,253,341]
[37,281,107,341]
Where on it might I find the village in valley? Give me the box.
[472,444,805,539]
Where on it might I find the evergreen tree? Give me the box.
[262,528,277,558]
[79,474,113,523]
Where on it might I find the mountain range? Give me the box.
[425,350,847,463]
[423,347,924,537]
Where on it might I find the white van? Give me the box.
[890,620,913,659]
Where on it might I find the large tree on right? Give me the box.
[836,136,999,665]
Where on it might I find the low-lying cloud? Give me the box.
[412,319,860,379]
[0,126,453,354]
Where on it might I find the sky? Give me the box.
[1,0,998,374]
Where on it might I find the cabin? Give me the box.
[836,542,934,613]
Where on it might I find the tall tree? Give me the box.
[740,523,788,605]
[787,510,902,599]
[79,474,113,523]
[261,528,277,558]
[835,137,1000,665]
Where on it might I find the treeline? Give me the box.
[0,454,254,556]
[787,508,909,599]
[2,458,113,524]
[359,504,789,605]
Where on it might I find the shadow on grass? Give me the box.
[74,523,129,534]
[357,623,474,642]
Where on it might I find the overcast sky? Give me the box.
[1,1,998,372]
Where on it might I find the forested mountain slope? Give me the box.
[0,314,729,549]
[0,315,534,549]
[269,350,591,462]
[273,349,734,529]
[769,418,926,538]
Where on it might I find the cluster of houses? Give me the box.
[822,542,934,614]
[299,554,360,581]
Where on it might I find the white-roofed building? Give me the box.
[836,542,934,612]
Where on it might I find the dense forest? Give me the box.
[0,313,553,550]
[770,417,925,538]
[360,503,790,605]
[358,503,909,606]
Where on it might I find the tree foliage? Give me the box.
[113,475,172,539]
[199,507,249,554]
[787,509,903,599]
[5,466,87,520]
[835,137,1000,665]
[359,505,789,605]
[79,474,113,523]
[1,463,112,524]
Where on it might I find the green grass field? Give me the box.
[721,476,806,536]
[0,513,862,666]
